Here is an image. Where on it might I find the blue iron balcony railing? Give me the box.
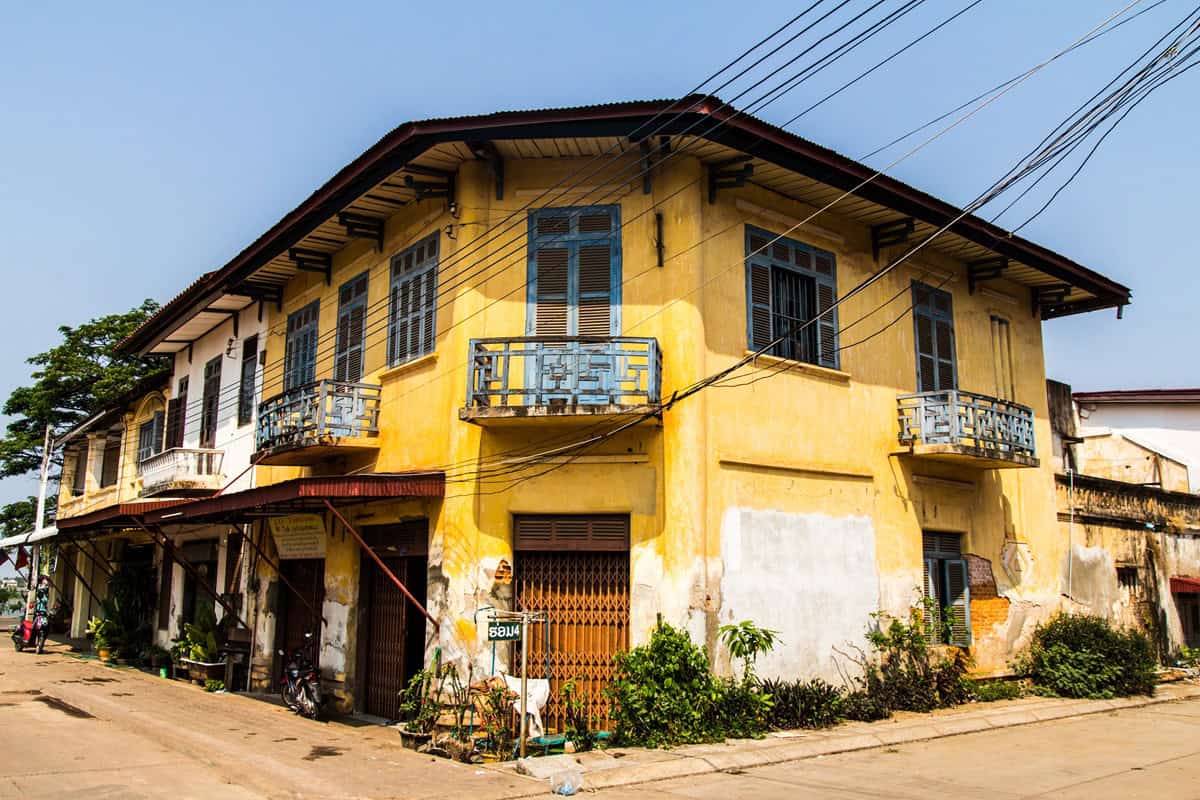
[897,389,1036,462]
[256,379,381,454]
[465,336,662,413]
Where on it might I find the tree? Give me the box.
[0,497,36,539]
[0,301,164,528]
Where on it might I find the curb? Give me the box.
[497,684,1200,794]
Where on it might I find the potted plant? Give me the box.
[397,668,440,750]
[87,617,114,663]
[143,644,171,669]
[174,607,226,683]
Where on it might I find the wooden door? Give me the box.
[363,557,408,718]
[275,558,325,665]
[514,515,630,733]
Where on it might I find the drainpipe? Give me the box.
[1068,466,1075,600]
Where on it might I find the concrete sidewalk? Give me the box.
[498,681,1200,793]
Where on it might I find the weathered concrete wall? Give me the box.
[1076,432,1190,493]
[1078,402,1200,492]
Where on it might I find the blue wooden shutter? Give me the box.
[944,559,972,646]
[913,283,957,392]
[388,235,439,365]
[744,227,837,367]
[923,557,941,641]
[529,207,620,337]
[335,274,368,382]
[284,302,319,390]
[813,251,839,370]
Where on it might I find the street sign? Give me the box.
[487,621,521,641]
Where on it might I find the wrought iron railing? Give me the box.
[139,448,225,494]
[897,389,1036,459]
[466,337,662,409]
[256,379,381,452]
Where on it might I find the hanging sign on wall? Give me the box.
[269,515,327,560]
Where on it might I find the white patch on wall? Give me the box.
[319,600,350,675]
[719,507,878,682]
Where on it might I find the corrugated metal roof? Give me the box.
[56,500,191,531]
[119,95,1133,353]
[1075,389,1200,405]
[144,472,446,524]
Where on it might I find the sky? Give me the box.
[1,0,1197,528]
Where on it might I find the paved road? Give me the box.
[2,632,1199,799]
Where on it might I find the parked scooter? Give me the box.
[279,631,323,720]
[12,579,52,654]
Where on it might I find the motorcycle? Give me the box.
[12,602,50,654]
[279,631,323,720]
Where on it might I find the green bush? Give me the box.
[845,609,971,713]
[762,678,843,729]
[968,679,1024,702]
[606,623,724,748]
[711,677,773,739]
[839,690,889,722]
[1017,614,1156,699]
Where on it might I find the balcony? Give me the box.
[896,390,1038,469]
[140,448,225,497]
[461,337,662,424]
[254,379,382,466]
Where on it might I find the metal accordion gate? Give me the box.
[513,515,630,733]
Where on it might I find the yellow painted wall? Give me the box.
[250,151,1074,694]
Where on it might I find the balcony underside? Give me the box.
[896,443,1040,470]
[253,436,381,467]
[460,403,660,426]
[141,477,223,497]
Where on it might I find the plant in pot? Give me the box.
[87,617,114,662]
[397,668,441,750]
[173,607,225,683]
[143,644,171,669]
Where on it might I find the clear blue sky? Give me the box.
[1,0,1197,520]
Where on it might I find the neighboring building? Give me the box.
[1049,382,1200,654]
[91,97,1132,724]
[1074,388,1200,492]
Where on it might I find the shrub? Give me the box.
[606,623,723,748]
[204,679,225,692]
[839,690,889,722]
[1017,614,1156,699]
[968,679,1024,702]
[711,677,773,739]
[842,609,972,714]
[762,678,843,730]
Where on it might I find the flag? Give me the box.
[0,550,7,567]
[14,547,29,571]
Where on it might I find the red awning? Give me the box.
[143,472,445,525]
[56,500,191,532]
[1170,576,1200,594]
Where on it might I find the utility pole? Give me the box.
[34,424,52,533]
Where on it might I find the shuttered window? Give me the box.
[745,226,838,369]
[165,377,187,450]
[990,315,1014,401]
[238,335,259,426]
[388,234,439,366]
[200,356,222,449]
[527,207,621,336]
[283,301,320,391]
[136,411,165,472]
[514,514,630,552]
[335,273,369,382]
[912,282,957,393]
[99,439,120,487]
[922,532,971,646]
[71,447,88,494]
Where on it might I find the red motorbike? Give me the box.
[12,606,50,654]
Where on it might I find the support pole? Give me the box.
[135,522,250,630]
[237,523,325,625]
[519,617,529,759]
[34,424,51,534]
[322,500,439,630]
[56,544,104,609]
[76,540,114,579]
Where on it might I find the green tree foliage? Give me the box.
[0,497,36,538]
[0,299,162,480]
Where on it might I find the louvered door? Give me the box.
[335,273,369,383]
[913,282,957,393]
[284,301,320,391]
[514,515,630,732]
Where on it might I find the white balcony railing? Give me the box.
[139,448,225,496]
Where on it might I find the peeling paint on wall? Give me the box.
[718,507,878,681]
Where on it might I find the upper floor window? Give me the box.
[166,376,188,450]
[912,282,956,393]
[71,447,87,494]
[527,206,621,336]
[237,335,259,426]
[200,356,222,449]
[388,235,439,366]
[745,226,838,369]
[283,301,320,391]
[137,412,165,472]
[99,437,120,488]
[335,273,369,381]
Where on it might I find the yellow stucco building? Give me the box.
[108,98,1130,724]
